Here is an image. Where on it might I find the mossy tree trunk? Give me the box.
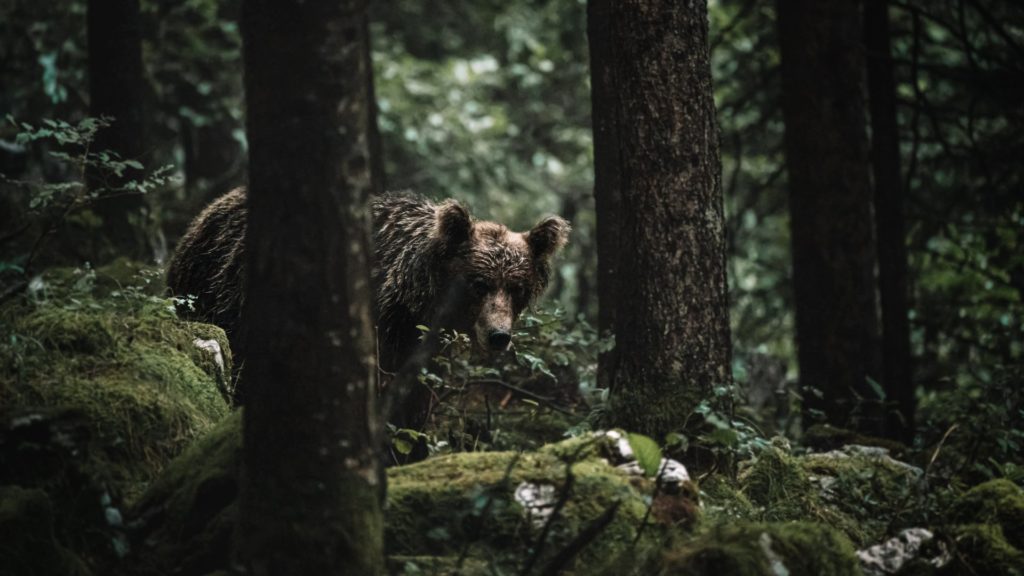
[86,0,149,261]
[593,0,732,437]
[237,0,384,574]
[778,0,884,433]
[866,0,915,440]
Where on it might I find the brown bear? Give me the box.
[167,188,570,419]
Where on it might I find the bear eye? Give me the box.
[470,278,491,295]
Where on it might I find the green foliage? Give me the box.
[916,365,1024,485]
[401,307,607,455]
[1,116,176,274]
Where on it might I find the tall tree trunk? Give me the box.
[866,0,914,441]
[596,0,732,438]
[778,0,884,433]
[87,0,149,261]
[588,0,621,374]
[237,1,384,574]
[588,0,622,391]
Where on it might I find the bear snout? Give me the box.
[487,330,512,351]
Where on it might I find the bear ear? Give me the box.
[526,216,571,260]
[435,199,472,248]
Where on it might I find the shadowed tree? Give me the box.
[592,0,732,437]
[587,0,621,390]
[778,0,884,433]
[236,0,384,573]
[866,0,914,440]
[86,0,149,260]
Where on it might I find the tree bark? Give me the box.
[778,0,884,433]
[865,0,914,441]
[237,1,384,574]
[86,0,149,261]
[596,0,732,437]
[588,0,621,383]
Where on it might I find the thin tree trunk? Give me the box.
[778,0,885,433]
[237,1,384,573]
[598,0,732,437]
[588,0,621,390]
[866,0,914,441]
[86,0,149,261]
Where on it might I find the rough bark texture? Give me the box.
[599,0,732,437]
[587,0,622,391]
[778,0,884,433]
[237,1,384,574]
[866,0,915,440]
[86,0,149,261]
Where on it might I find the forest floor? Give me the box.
[1,262,1021,576]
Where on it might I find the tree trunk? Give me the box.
[237,1,384,574]
[86,0,149,261]
[778,0,884,433]
[865,0,914,441]
[596,0,732,438]
[588,0,621,365]
[588,0,622,391]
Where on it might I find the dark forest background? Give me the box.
[4,0,1021,445]
[1,0,1023,574]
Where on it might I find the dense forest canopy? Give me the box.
[0,0,1022,574]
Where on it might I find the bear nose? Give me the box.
[488,330,512,351]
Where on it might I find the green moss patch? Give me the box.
[947,479,1024,550]
[942,524,1023,576]
[662,521,861,576]
[1,264,232,502]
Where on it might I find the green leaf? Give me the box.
[393,437,413,455]
[865,376,886,401]
[627,433,662,477]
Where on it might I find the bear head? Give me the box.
[431,199,570,352]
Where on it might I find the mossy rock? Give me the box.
[947,479,1024,550]
[128,418,688,575]
[2,298,232,501]
[940,524,1023,576]
[738,442,926,546]
[661,521,861,576]
[387,449,656,569]
[124,412,243,576]
[801,445,924,544]
[0,485,90,576]
[738,446,857,539]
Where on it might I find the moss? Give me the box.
[0,486,90,576]
[0,269,234,575]
[386,445,655,572]
[941,524,1023,576]
[662,521,861,576]
[2,283,231,502]
[700,474,757,521]
[801,445,924,544]
[947,479,1024,550]
[123,412,242,576]
[738,446,863,544]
